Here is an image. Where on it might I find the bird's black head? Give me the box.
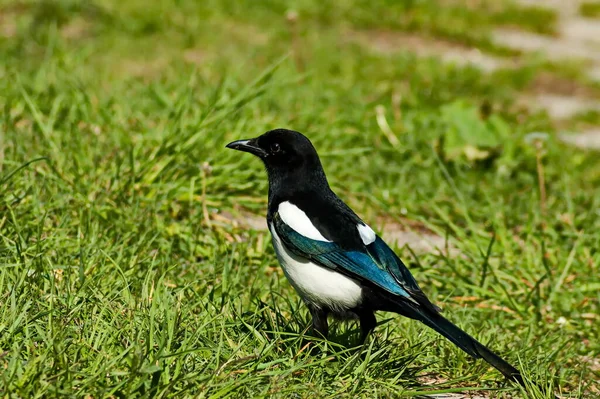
[226,128,328,196]
[226,128,323,170]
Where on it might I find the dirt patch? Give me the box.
[222,20,269,46]
[494,0,600,84]
[384,229,454,255]
[0,3,29,38]
[522,72,600,120]
[561,17,600,47]
[213,210,267,232]
[183,49,206,65]
[560,129,600,150]
[514,0,582,16]
[493,28,598,62]
[349,24,600,124]
[347,30,510,72]
[495,0,600,141]
[0,19,16,38]
[376,217,455,255]
[60,17,93,40]
[528,72,597,98]
[220,211,267,231]
[118,58,169,79]
[521,94,600,120]
[590,65,600,81]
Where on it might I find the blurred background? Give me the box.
[1,0,599,397]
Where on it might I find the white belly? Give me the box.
[269,225,363,311]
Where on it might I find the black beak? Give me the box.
[225,138,267,157]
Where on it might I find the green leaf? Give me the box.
[440,100,510,162]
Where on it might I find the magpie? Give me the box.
[226,128,527,387]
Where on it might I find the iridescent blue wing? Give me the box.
[272,211,438,312]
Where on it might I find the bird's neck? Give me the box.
[266,166,329,216]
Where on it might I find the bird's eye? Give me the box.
[271,143,281,153]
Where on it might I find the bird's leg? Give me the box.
[358,311,377,344]
[307,304,329,339]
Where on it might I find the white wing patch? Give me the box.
[269,224,362,311]
[278,201,330,242]
[357,223,376,245]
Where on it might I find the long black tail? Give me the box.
[413,309,525,386]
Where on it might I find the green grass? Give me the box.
[1,0,599,398]
[579,1,600,18]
